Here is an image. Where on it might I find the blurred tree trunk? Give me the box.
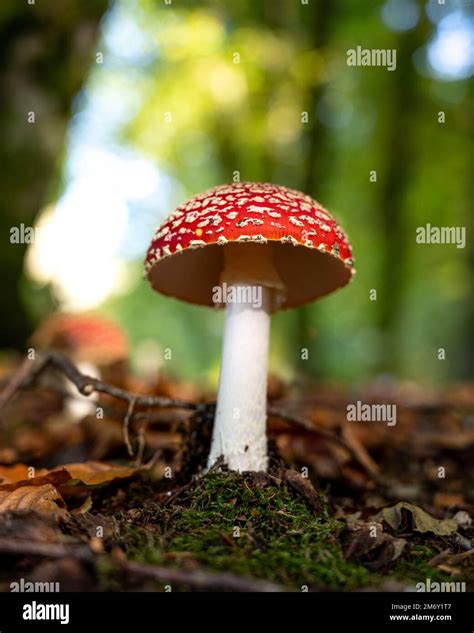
[296,0,335,378]
[374,18,430,373]
[460,131,474,379]
[0,0,108,350]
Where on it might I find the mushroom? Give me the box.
[31,313,129,420]
[145,182,354,472]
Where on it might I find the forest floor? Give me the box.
[0,353,472,592]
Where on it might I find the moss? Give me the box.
[94,471,473,591]
[119,472,374,590]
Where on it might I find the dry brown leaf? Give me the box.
[0,463,45,484]
[284,469,322,514]
[0,461,136,491]
[61,462,136,485]
[0,467,71,492]
[345,522,406,570]
[0,484,67,521]
[372,502,458,536]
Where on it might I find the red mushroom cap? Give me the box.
[31,313,129,365]
[145,182,354,309]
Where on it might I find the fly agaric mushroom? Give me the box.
[31,313,129,419]
[145,182,354,472]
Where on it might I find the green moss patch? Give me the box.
[117,472,374,590]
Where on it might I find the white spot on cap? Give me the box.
[289,216,304,227]
[185,212,200,223]
[236,218,264,227]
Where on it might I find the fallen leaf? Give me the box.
[371,502,458,536]
[0,461,136,491]
[0,484,67,521]
[61,462,136,486]
[284,469,322,514]
[0,463,37,484]
[0,468,71,492]
[345,526,406,570]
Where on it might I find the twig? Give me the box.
[0,357,36,412]
[2,351,382,483]
[0,537,94,563]
[118,559,287,592]
[0,351,202,413]
[428,549,451,567]
[123,397,136,458]
[144,448,164,469]
[269,407,360,462]
[134,427,146,467]
[268,407,384,483]
[447,549,474,565]
[0,537,287,592]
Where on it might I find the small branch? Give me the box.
[0,537,94,563]
[447,549,474,565]
[123,397,136,458]
[134,423,147,467]
[0,357,37,412]
[118,559,287,592]
[268,407,357,457]
[0,351,202,413]
[0,537,287,592]
[2,351,382,484]
[268,407,383,483]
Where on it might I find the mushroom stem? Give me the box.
[65,360,99,421]
[208,283,271,472]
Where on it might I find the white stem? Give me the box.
[208,284,271,472]
[65,361,99,422]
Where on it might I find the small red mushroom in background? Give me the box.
[145,182,354,472]
[30,313,129,420]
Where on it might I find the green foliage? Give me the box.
[18,0,472,383]
[108,0,472,383]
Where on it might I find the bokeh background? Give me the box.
[1,0,472,388]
